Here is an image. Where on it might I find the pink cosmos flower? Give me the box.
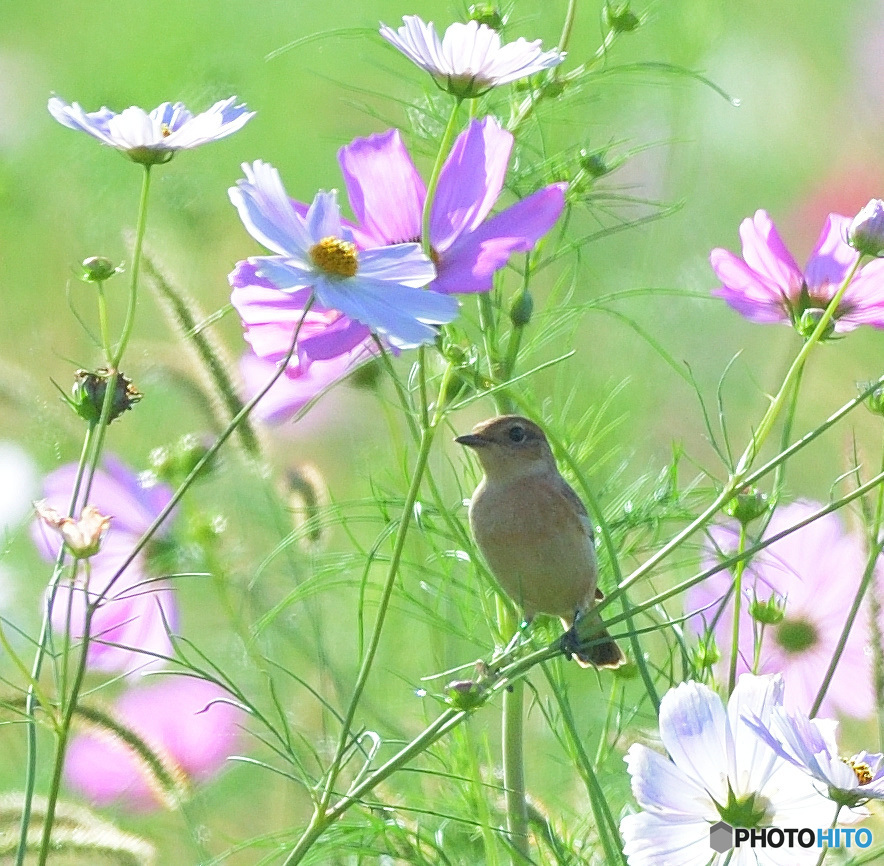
[686,502,873,718]
[710,209,884,332]
[339,116,566,296]
[65,677,243,811]
[31,457,178,676]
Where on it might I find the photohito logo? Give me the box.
[709,821,873,852]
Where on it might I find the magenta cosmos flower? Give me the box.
[686,502,873,718]
[48,96,254,164]
[710,209,884,332]
[339,116,567,296]
[31,457,178,675]
[65,677,243,811]
[379,16,565,97]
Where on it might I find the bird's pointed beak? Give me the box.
[455,433,488,449]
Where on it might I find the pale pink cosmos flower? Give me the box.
[31,457,178,676]
[65,677,243,811]
[710,209,884,332]
[379,16,565,97]
[686,502,873,718]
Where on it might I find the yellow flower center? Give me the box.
[843,758,873,785]
[310,237,358,278]
[161,123,172,137]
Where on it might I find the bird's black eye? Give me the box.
[508,425,526,443]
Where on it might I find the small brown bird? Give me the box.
[456,415,624,668]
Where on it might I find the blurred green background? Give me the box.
[2,0,884,862]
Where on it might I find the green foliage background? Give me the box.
[2,0,884,862]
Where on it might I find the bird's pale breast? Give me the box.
[468,472,598,620]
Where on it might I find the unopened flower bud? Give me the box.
[445,678,487,710]
[603,1,640,33]
[848,199,884,258]
[796,308,835,340]
[509,289,533,327]
[862,381,884,416]
[467,4,504,30]
[35,501,111,558]
[691,634,720,670]
[724,487,769,525]
[579,148,608,179]
[71,368,142,425]
[80,256,120,283]
[749,593,785,626]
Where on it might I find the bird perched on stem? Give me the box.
[456,415,624,668]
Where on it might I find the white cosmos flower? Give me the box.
[620,674,836,866]
[379,16,565,98]
[48,96,254,164]
[745,706,884,807]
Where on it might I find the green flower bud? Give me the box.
[848,199,884,258]
[509,289,533,327]
[749,593,785,626]
[861,381,884,416]
[724,487,769,525]
[603,1,640,33]
[467,4,504,30]
[691,634,721,670]
[796,307,835,340]
[445,678,487,710]
[80,256,120,283]
[578,148,609,179]
[70,368,142,425]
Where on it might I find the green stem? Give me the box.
[283,363,455,864]
[727,523,749,695]
[734,257,862,478]
[36,571,94,866]
[813,806,842,866]
[93,299,316,608]
[499,603,528,861]
[95,281,113,365]
[112,165,152,369]
[16,430,93,866]
[809,436,884,717]
[420,100,463,257]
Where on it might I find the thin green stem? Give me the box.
[112,164,152,368]
[420,100,463,257]
[94,298,316,608]
[16,430,93,866]
[95,282,113,365]
[813,806,842,866]
[809,434,884,717]
[499,603,528,861]
[727,523,749,695]
[734,256,862,478]
[36,569,94,866]
[283,362,455,864]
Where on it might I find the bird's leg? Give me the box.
[560,608,584,660]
